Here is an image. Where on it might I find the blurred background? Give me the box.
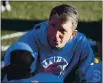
[1,1,102,79]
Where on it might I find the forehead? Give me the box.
[49,15,60,23]
[49,15,73,30]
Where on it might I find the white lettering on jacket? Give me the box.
[41,56,68,70]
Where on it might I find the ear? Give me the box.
[70,30,77,39]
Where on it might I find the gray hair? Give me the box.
[49,4,79,30]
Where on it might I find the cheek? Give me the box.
[48,26,57,36]
[63,33,72,41]
[67,30,73,38]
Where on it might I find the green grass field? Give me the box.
[2,1,102,21]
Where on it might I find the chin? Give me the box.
[50,45,60,49]
[55,44,64,49]
[50,42,65,49]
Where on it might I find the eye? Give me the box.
[60,29,66,33]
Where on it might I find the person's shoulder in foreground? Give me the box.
[3,41,63,83]
[2,42,37,83]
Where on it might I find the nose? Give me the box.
[55,31,60,39]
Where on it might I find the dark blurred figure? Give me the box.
[77,19,102,61]
[93,20,102,61]
[1,0,11,12]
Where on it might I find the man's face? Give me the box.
[47,15,74,49]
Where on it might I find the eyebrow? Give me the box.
[59,25,67,32]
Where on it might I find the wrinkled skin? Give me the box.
[47,15,76,49]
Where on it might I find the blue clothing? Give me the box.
[3,73,63,83]
[86,62,102,82]
[4,42,37,73]
[3,42,62,83]
[4,21,95,82]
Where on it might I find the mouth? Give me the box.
[52,40,61,45]
[48,37,62,46]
